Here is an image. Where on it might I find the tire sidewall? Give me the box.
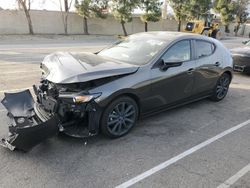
[100,96,139,138]
[210,73,231,101]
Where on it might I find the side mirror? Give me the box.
[159,59,183,71]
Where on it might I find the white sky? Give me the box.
[0,0,172,13]
[0,0,69,11]
[1,0,246,15]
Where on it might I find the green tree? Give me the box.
[234,0,249,35]
[75,0,108,35]
[213,0,237,33]
[17,0,34,34]
[59,0,74,35]
[111,0,140,36]
[140,0,162,32]
[169,0,189,31]
[185,0,212,20]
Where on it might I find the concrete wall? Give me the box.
[240,24,250,37]
[0,10,249,37]
[0,10,184,35]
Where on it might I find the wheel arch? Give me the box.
[98,92,141,138]
[108,92,141,116]
[221,68,233,82]
[120,93,141,116]
[98,90,141,117]
[223,70,232,80]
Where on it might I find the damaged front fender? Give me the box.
[0,90,59,152]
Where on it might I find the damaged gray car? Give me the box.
[1,32,233,151]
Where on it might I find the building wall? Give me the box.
[0,10,184,35]
[0,10,249,37]
[241,24,250,37]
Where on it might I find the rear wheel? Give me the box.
[100,96,138,138]
[210,73,231,101]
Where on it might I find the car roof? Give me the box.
[130,31,219,44]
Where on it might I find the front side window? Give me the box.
[162,40,191,62]
[196,40,215,58]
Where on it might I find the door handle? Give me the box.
[214,62,220,67]
[187,68,194,74]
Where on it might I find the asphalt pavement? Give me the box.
[0,35,249,188]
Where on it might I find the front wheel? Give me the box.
[210,73,231,101]
[100,96,139,138]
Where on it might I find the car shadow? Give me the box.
[1,85,249,158]
[31,98,215,155]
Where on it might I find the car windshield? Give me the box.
[97,36,168,65]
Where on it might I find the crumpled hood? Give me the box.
[41,52,139,84]
[230,46,250,56]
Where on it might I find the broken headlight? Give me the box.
[73,93,102,103]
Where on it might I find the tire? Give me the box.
[243,67,250,75]
[211,30,222,40]
[211,30,217,39]
[100,96,139,138]
[210,73,231,102]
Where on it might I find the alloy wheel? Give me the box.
[216,75,230,100]
[107,102,136,136]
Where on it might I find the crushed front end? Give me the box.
[1,80,102,152]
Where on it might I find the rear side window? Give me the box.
[196,40,215,58]
[162,40,191,62]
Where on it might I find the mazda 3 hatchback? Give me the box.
[1,32,233,151]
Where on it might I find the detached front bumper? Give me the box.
[1,90,59,152]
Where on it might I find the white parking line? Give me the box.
[116,119,250,188]
[230,83,250,90]
[0,87,32,93]
[1,56,44,60]
[0,109,5,113]
[0,60,41,63]
[0,51,21,55]
[0,45,105,51]
[2,70,40,74]
[217,163,250,188]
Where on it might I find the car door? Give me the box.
[192,40,222,95]
[149,40,196,110]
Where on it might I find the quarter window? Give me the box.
[162,40,191,62]
[196,40,215,58]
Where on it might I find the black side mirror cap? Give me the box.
[160,60,183,71]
